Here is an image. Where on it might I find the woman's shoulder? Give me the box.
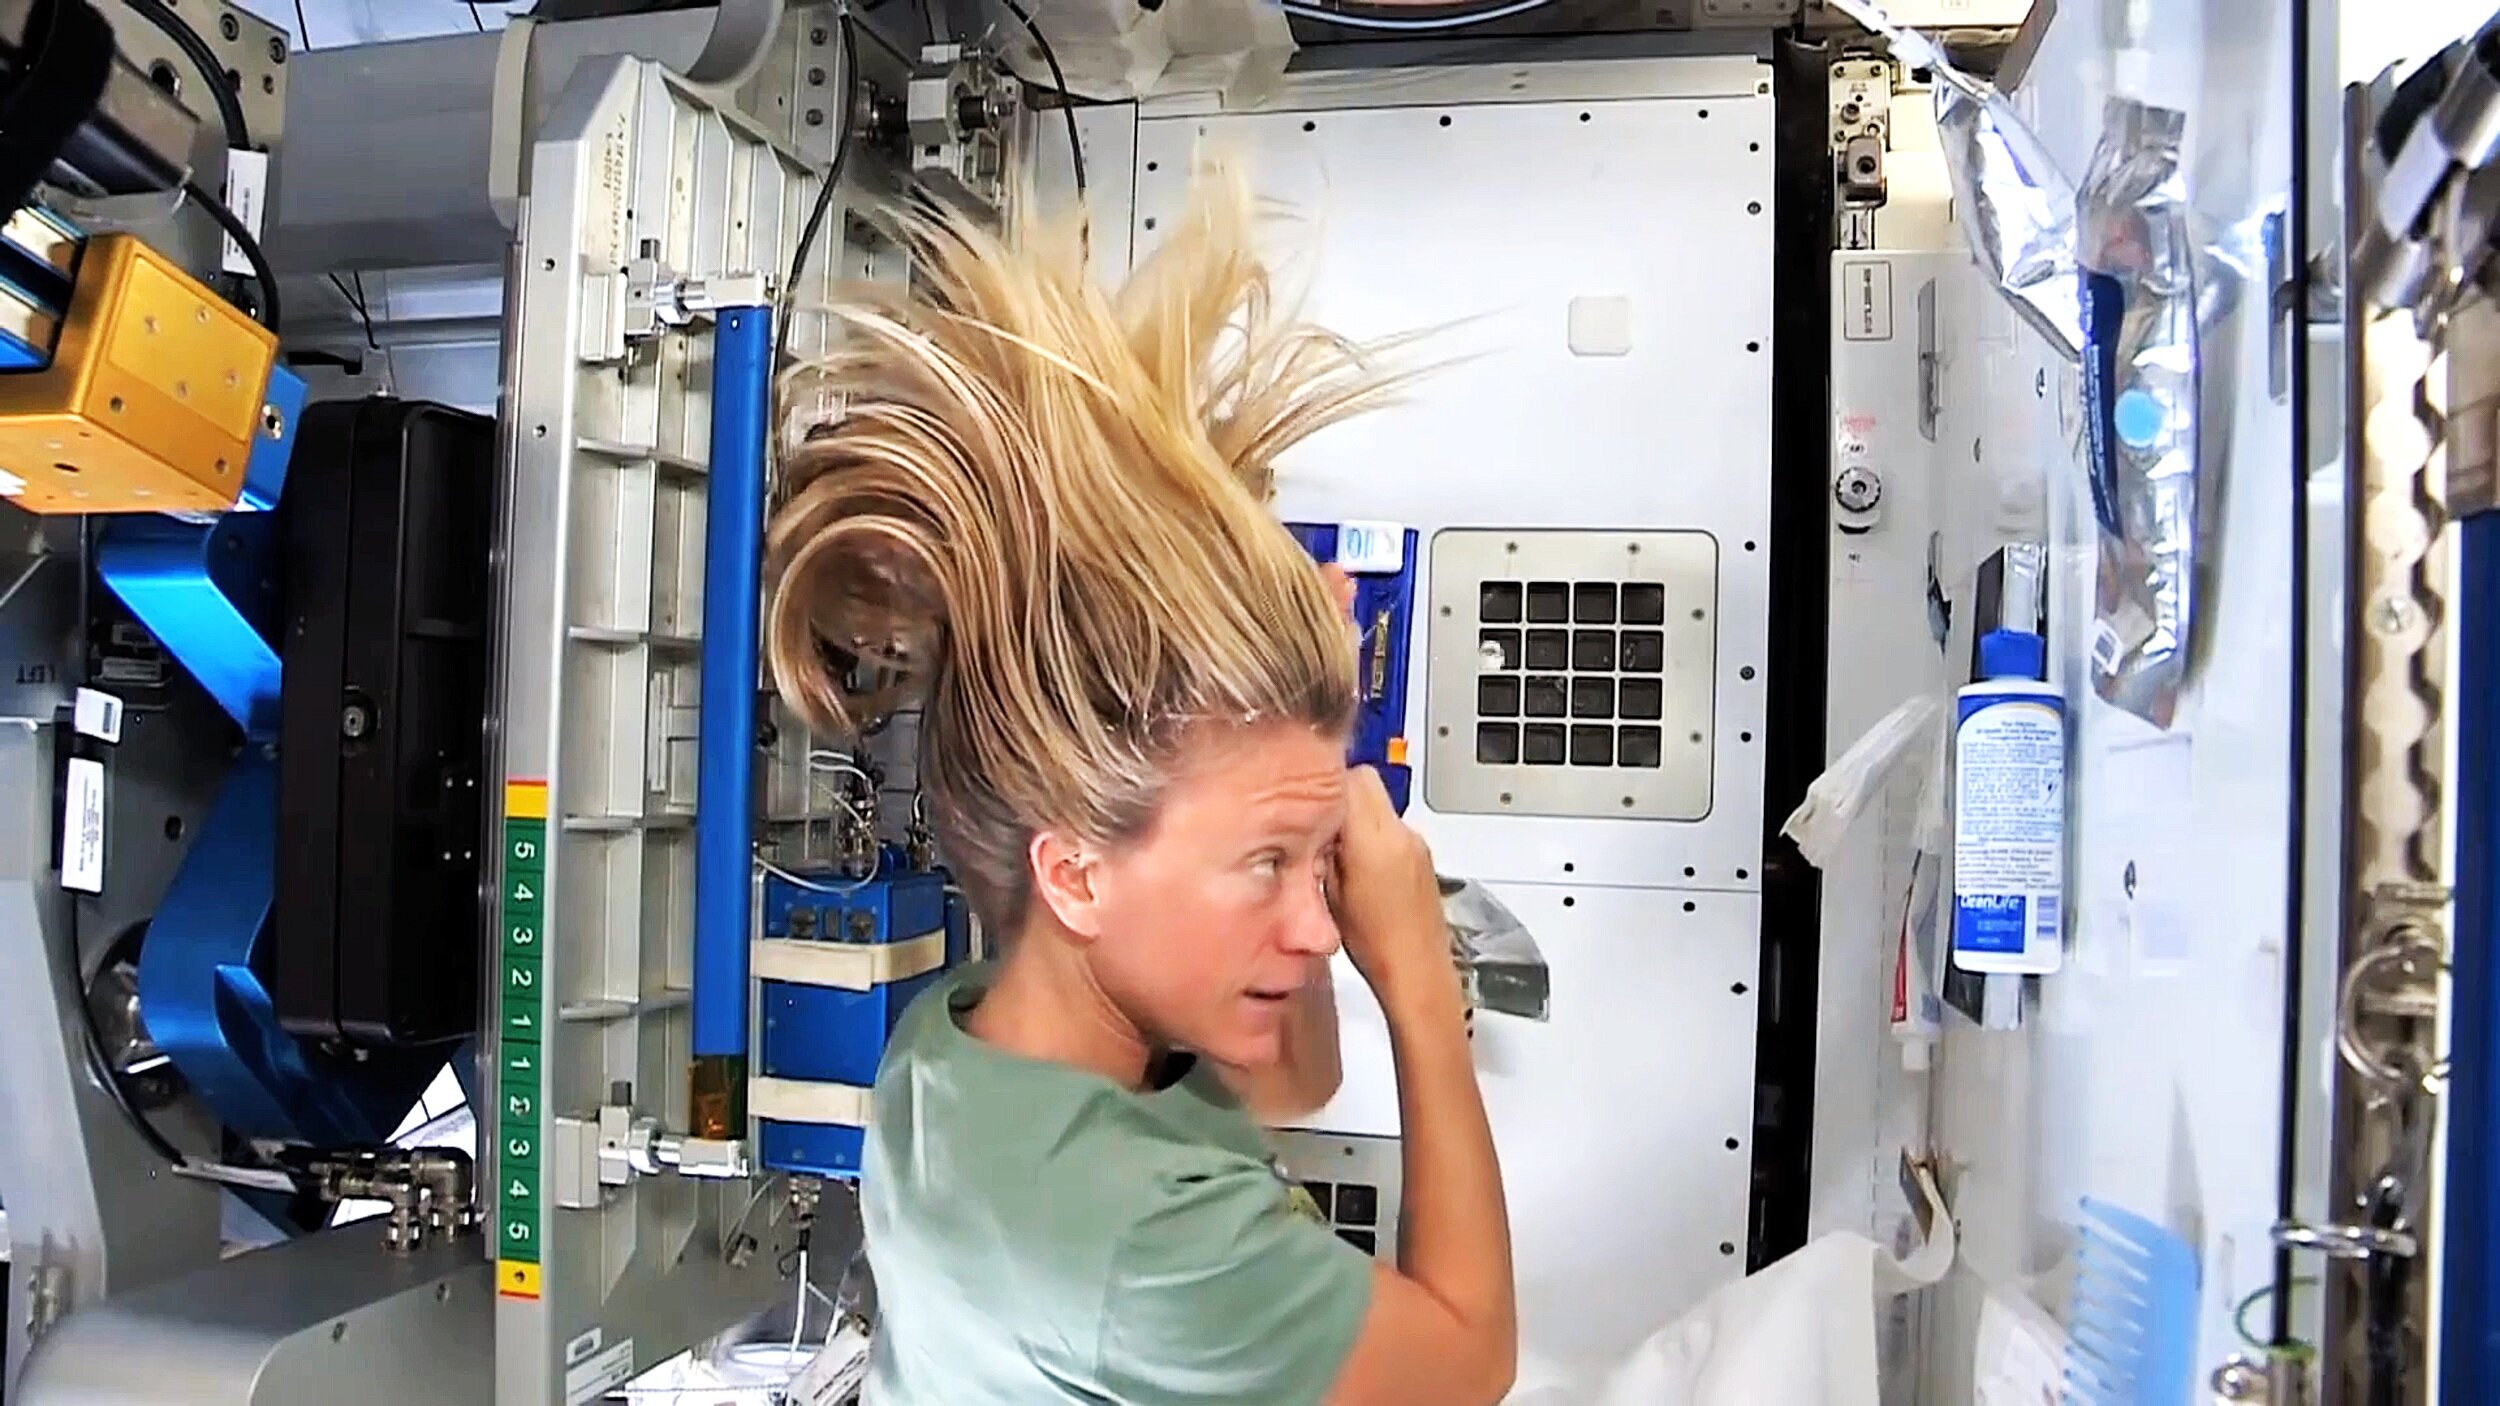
[869,991,1272,1214]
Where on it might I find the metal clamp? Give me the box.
[608,1111,753,1182]
[2335,924,2446,1094]
[2272,1219,2420,1261]
[907,43,1018,216]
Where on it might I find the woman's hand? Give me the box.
[1330,767,1460,1023]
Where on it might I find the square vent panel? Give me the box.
[1269,1129,1402,1263]
[1427,530,1718,821]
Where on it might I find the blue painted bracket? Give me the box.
[238,365,307,514]
[135,749,401,1144]
[1287,521,1420,814]
[693,302,774,1060]
[97,514,283,739]
[2445,513,2500,1399]
[96,483,407,1145]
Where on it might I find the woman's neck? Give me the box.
[966,926,1156,1091]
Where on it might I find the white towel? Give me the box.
[1508,1229,1949,1406]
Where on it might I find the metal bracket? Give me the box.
[604,1110,752,1182]
[585,250,775,361]
[908,43,1018,218]
[1830,57,1891,251]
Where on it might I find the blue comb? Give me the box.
[2064,1198,2200,1406]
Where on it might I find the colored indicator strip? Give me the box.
[498,780,548,1294]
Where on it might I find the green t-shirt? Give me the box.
[861,964,1373,1404]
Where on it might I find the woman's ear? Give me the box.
[1319,563,1356,620]
[1027,829,1106,942]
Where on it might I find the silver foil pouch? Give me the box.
[1938,82,2085,362]
[2077,97,2199,730]
[1440,876,1550,1022]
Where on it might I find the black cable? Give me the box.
[125,0,252,152]
[294,0,312,47]
[776,10,862,376]
[994,0,1086,208]
[466,2,487,32]
[2276,0,2313,1354]
[187,178,281,332]
[328,271,378,350]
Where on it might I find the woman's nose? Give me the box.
[1281,891,1343,957]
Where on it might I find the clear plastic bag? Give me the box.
[1780,696,1946,870]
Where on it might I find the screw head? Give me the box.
[262,404,286,438]
[341,702,373,739]
[2370,595,2422,638]
[806,109,826,127]
[221,14,241,40]
[269,36,287,63]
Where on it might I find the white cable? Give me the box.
[757,854,873,896]
[806,752,879,791]
[1278,0,1555,30]
[788,1243,811,1356]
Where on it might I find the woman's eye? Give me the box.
[1250,853,1283,877]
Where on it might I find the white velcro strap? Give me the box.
[750,1077,873,1129]
[754,930,946,991]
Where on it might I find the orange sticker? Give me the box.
[498,1260,542,1299]
[504,779,549,820]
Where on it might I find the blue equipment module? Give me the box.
[1286,521,1420,813]
[753,855,965,1179]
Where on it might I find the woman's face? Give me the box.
[1080,722,1350,1070]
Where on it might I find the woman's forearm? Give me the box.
[1379,959,1514,1386]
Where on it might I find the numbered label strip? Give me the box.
[498,779,548,1299]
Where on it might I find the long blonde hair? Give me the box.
[765,167,1405,931]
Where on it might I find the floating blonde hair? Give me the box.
[765,166,1410,931]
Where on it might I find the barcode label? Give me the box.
[62,757,104,893]
[73,688,124,743]
[220,150,270,277]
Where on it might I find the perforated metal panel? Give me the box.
[1426,530,1719,821]
[491,37,854,1405]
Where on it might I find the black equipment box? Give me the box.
[275,399,495,1049]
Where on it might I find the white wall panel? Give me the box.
[1126,58,1779,1373]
